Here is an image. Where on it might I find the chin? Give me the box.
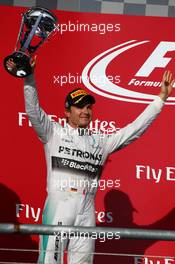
[79,121,90,128]
[79,124,89,128]
[78,117,91,128]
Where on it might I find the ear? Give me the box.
[64,108,71,118]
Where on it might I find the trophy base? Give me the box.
[4,52,33,78]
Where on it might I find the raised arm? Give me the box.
[107,70,174,153]
[6,58,53,144]
[24,73,53,144]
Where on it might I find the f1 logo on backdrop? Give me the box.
[82,40,175,105]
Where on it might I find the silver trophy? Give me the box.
[4,7,58,78]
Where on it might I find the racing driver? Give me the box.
[6,59,174,264]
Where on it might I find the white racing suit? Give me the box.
[24,74,164,264]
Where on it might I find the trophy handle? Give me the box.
[21,12,43,52]
[3,52,32,78]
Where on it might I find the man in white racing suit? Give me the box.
[0,45,163,263]
[22,69,174,264]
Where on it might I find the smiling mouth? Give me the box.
[80,116,89,119]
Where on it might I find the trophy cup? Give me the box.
[3,7,58,78]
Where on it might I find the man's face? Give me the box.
[65,104,93,128]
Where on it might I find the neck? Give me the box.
[67,121,87,129]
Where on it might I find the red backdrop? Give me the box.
[0,5,175,263]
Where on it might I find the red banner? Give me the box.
[0,5,175,263]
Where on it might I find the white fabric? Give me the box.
[24,74,164,264]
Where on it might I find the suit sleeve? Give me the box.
[107,97,164,154]
[24,73,53,144]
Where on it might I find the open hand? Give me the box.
[159,70,174,101]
